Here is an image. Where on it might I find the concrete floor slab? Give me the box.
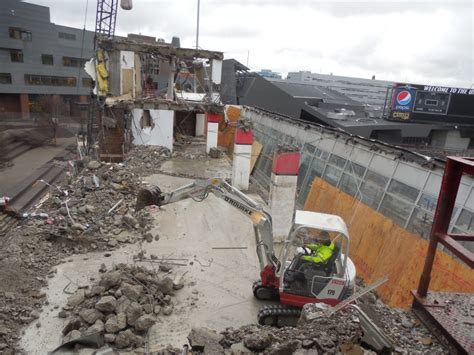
[159,157,232,180]
[20,174,272,353]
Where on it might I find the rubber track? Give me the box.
[257,304,301,326]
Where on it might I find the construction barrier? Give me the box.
[304,177,474,308]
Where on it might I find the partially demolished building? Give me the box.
[86,37,224,160]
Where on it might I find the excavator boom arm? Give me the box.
[136,178,279,271]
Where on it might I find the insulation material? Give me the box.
[95,50,109,97]
[83,58,97,95]
[303,177,474,308]
[218,105,241,157]
[211,59,222,85]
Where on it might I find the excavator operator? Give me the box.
[300,231,335,264]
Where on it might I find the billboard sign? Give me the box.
[390,86,416,120]
[393,88,415,112]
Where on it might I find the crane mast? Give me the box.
[94,0,119,46]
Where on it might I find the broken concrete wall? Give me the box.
[98,107,127,162]
[131,108,174,151]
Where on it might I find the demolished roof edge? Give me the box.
[240,105,447,168]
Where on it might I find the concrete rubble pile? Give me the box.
[188,290,444,354]
[0,146,168,353]
[60,263,181,351]
[121,145,171,174]
[23,146,170,254]
[172,135,210,160]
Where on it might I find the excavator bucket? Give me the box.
[135,186,163,211]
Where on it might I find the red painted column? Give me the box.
[232,127,253,190]
[206,112,221,154]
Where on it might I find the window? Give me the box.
[25,74,76,87]
[58,32,76,40]
[62,57,86,67]
[407,208,434,239]
[387,180,419,203]
[10,50,23,63]
[320,150,330,161]
[417,194,437,213]
[344,161,365,178]
[452,229,474,253]
[359,170,388,209]
[298,151,314,188]
[298,159,326,204]
[0,73,12,84]
[8,27,32,41]
[82,78,92,87]
[339,173,359,197]
[328,154,346,168]
[42,54,54,65]
[323,165,342,186]
[379,194,412,227]
[455,209,474,232]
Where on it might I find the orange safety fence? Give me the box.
[304,177,474,308]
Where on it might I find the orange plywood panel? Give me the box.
[250,140,263,173]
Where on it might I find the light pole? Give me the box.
[196,0,200,50]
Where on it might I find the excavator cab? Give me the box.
[278,211,356,307]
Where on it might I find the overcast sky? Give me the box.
[31,0,473,87]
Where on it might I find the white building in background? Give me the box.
[285,71,393,107]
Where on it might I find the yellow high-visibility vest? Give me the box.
[302,242,335,264]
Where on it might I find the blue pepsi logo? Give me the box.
[396,91,412,105]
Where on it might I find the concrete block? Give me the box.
[232,144,252,190]
[269,174,298,242]
[206,122,219,154]
[196,113,205,136]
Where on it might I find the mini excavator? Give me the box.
[136,178,356,326]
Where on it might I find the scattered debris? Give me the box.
[0,146,170,353]
[214,298,445,354]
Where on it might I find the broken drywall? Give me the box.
[131,109,174,151]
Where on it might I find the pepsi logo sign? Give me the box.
[396,90,412,105]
